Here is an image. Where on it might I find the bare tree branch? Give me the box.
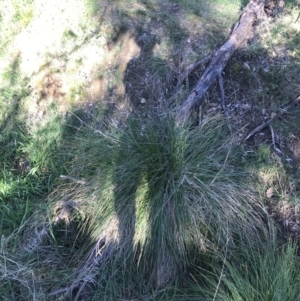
[177,0,266,123]
[245,95,300,140]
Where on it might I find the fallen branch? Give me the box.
[269,125,282,154]
[175,55,212,92]
[177,0,266,123]
[218,74,232,132]
[60,174,89,185]
[245,95,300,140]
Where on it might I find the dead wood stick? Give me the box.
[175,55,212,91]
[176,0,266,123]
[60,175,88,185]
[218,74,232,132]
[245,120,272,140]
[269,125,282,154]
[245,95,300,140]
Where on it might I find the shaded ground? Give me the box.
[110,1,300,240]
[2,0,300,253]
[1,0,300,299]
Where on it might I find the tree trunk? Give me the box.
[177,0,266,123]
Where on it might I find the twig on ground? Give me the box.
[269,125,276,149]
[218,74,232,132]
[177,0,266,123]
[60,175,88,185]
[245,95,300,140]
[198,105,202,125]
[49,287,71,296]
[269,125,282,154]
[245,119,273,141]
[175,55,212,92]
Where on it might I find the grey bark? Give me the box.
[177,0,266,123]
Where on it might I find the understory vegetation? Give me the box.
[1,0,300,300]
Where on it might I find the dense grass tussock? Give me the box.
[22,113,266,299]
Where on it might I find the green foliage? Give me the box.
[53,114,266,299]
[0,103,66,235]
[0,0,299,300]
[0,196,32,237]
[2,55,22,86]
[251,145,272,166]
[170,227,300,301]
[19,109,65,176]
[209,238,300,301]
[12,0,34,26]
[164,17,189,43]
[0,0,34,58]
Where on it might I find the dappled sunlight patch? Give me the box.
[1,0,247,131]
[89,78,107,101]
[247,144,300,240]
[131,177,150,263]
[258,167,279,186]
[114,31,141,74]
[3,2,144,127]
[13,0,88,76]
[2,0,124,127]
[256,6,300,60]
[13,0,85,76]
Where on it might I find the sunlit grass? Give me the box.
[173,226,300,301]
[208,236,300,301]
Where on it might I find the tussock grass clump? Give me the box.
[45,113,267,299]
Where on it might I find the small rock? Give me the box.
[38,110,45,118]
[243,62,250,70]
[266,187,274,198]
[140,98,146,104]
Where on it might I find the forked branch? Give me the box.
[176,0,266,123]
